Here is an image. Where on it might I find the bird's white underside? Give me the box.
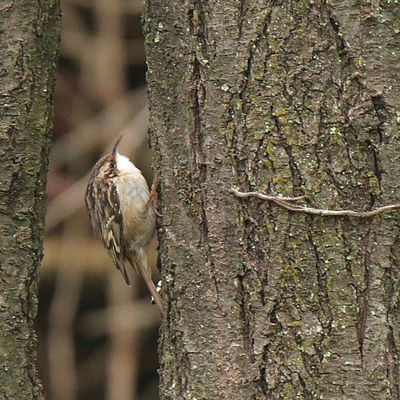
[114,151,155,246]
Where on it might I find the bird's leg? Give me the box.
[149,171,162,216]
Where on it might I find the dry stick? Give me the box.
[230,188,400,218]
[231,188,308,202]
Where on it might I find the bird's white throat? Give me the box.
[115,151,142,177]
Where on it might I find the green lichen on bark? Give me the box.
[144,0,400,399]
[0,1,60,398]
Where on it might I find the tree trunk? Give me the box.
[144,1,400,399]
[0,2,60,398]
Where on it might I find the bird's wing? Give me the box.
[86,175,131,285]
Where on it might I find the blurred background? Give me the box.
[38,1,161,399]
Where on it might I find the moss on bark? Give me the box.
[0,1,60,398]
[144,1,400,398]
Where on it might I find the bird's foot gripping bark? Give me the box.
[150,171,162,217]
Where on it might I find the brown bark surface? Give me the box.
[144,1,400,399]
[0,1,60,398]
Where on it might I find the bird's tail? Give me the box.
[128,248,164,314]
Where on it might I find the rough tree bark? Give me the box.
[144,1,400,399]
[0,2,60,398]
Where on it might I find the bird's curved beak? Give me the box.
[112,135,124,157]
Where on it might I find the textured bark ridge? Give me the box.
[144,1,400,399]
[0,2,60,398]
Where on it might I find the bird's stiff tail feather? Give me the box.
[128,248,164,314]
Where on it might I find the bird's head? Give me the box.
[90,135,141,181]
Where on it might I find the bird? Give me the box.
[85,136,163,313]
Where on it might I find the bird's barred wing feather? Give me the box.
[85,175,131,285]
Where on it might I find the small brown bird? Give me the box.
[85,137,163,312]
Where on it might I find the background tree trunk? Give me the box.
[0,1,60,398]
[144,1,400,399]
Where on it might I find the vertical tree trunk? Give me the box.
[0,2,60,398]
[144,1,400,399]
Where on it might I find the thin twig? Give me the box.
[231,188,307,202]
[230,188,400,218]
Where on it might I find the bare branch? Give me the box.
[230,188,400,218]
[230,188,307,202]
